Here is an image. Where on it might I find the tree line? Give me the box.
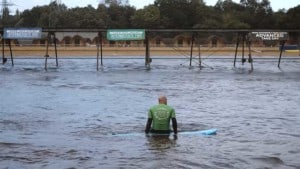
[1,0,300,29]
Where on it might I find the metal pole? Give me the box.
[242,33,245,65]
[45,55,48,71]
[8,39,13,66]
[247,36,253,72]
[45,33,50,70]
[96,32,100,71]
[96,32,103,70]
[234,33,240,67]
[53,32,58,67]
[278,41,285,68]
[189,34,195,67]
[2,37,6,64]
[100,32,103,66]
[145,32,150,67]
[198,40,202,69]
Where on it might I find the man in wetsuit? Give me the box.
[145,96,177,135]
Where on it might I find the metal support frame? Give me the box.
[234,32,253,71]
[234,33,241,67]
[45,33,50,70]
[53,33,58,67]
[189,33,203,69]
[2,35,6,64]
[8,39,14,66]
[1,37,14,66]
[247,37,253,72]
[242,34,246,65]
[97,31,103,71]
[198,39,202,69]
[44,32,58,70]
[145,32,151,68]
[0,28,297,70]
[278,40,286,68]
[189,34,195,67]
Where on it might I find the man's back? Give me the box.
[145,96,177,135]
[149,104,175,131]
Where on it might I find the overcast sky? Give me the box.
[7,0,300,13]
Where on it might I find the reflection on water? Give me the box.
[0,58,300,169]
[147,135,177,152]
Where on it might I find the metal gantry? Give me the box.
[1,28,299,71]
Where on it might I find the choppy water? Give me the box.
[0,57,300,169]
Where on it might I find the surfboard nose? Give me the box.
[199,129,217,135]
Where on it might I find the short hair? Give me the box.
[158,96,167,103]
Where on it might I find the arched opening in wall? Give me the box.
[40,39,46,46]
[92,37,99,45]
[109,41,115,47]
[125,41,131,47]
[13,40,19,46]
[177,38,183,47]
[86,39,92,46]
[32,39,39,46]
[212,37,217,47]
[63,36,71,47]
[156,38,161,47]
[208,35,219,47]
[74,36,81,47]
[187,37,191,46]
[54,38,59,45]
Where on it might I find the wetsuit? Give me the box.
[145,104,177,134]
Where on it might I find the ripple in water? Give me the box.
[0,58,299,168]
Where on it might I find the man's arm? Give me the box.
[145,118,152,134]
[172,118,177,134]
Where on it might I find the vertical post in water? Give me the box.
[189,33,195,67]
[96,31,103,71]
[198,39,202,69]
[234,33,240,67]
[247,35,253,72]
[53,32,58,67]
[278,40,285,68]
[8,39,13,66]
[2,36,6,64]
[145,31,150,68]
[100,32,103,66]
[45,32,50,70]
[242,33,245,65]
[96,32,100,71]
[1,31,8,65]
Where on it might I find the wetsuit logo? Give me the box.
[155,109,169,120]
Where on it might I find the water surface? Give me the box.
[0,57,300,169]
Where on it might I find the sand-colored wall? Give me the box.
[1,46,299,58]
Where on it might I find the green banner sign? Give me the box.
[107,29,145,41]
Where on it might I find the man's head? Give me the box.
[158,96,167,105]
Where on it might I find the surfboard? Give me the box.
[180,128,217,135]
[112,128,217,137]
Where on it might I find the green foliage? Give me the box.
[284,5,300,29]
[106,4,135,28]
[153,0,209,28]
[131,5,161,28]
[0,0,299,29]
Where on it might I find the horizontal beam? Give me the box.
[0,28,297,33]
[146,29,300,33]
[42,28,106,32]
